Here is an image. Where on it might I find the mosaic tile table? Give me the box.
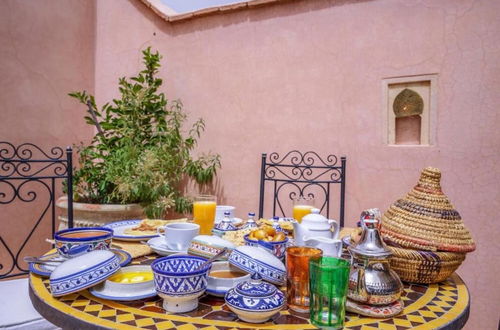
[29,254,470,330]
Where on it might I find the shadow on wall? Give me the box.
[129,0,377,36]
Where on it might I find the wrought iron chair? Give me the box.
[258,151,346,227]
[0,142,73,328]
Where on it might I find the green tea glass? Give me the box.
[309,256,350,330]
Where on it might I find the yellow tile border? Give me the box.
[30,267,468,329]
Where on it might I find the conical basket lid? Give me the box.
[381,167,475,253]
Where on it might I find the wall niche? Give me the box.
[383,75,437,146]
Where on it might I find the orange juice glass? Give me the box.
[292,197,315,222]
[193,195,217,235]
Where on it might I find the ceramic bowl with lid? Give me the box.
[206,261,250,297]
[151,255,211,313]
[188,235,235,260]
[54,227,113,258]
[225,273,285,323]
[49,250,120,297]
[228,246,286,286]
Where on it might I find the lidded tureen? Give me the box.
[347,208,403,305]
[225,272,285,323]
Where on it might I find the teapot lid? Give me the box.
[349,208,392,258]
[235,273,277,297]
[302,208,326,222]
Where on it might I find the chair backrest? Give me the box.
[258,151,346,227]
[0,142,73,279]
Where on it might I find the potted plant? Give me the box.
[57,48,220,228]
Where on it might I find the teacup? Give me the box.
[157,223,200,251]
[215,205,236,223]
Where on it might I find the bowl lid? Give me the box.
[235,273,277,297]
[50,250,120,296]
[228,246,286,286]
[190,235,236,249]
[50,250,117,280]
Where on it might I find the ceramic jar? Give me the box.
[225,273,285,323]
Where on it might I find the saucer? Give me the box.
[89,286,157,301]
[146,237,188,256]
[346,298,404,317]
[29,249,131,277]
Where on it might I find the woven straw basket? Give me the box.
[381,167,475,253]
[380,167,475,283]
[386,244,466,284]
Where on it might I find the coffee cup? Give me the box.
[215,205,236,223]
[157,223,200,251]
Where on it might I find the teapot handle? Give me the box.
[328,219,340,239]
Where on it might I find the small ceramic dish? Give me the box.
[228,246,286,286]
[89,265,156,301]
[188,235,235,260]
[49,250,120,297]
[206,261,250,297]
[30,248,131,277]
[54,227,113,258]
[151,255,211,313]
[243,234,288,259]
[146,237,188,256]
[225,272,285,323]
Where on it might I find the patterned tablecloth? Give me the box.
[29,254,470,330]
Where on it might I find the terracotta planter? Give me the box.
[56,196,145,229]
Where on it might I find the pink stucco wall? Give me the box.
[1,0,498,327]
[93,0,499,327]
[0,0,95,268]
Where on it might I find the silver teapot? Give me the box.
[347,208,403,305]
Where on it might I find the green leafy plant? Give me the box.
[69,48,220,218]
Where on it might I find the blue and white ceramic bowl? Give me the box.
[151,255,211,313]
[225,273,285,323]
[54,227,113,258]
[228,246,286,286]
[243,234,288,260]
[49,250,120,297]
[206,261,250,297]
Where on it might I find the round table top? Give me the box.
[30,254,470,330]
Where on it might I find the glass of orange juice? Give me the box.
[293,197,315,223]
[193,195,217,235]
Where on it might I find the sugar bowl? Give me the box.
[347,208,403,305]
[225,272,285,323]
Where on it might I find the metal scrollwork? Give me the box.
[259,151,346,227]
[0,142,73,279]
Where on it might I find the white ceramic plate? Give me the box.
[89,283,157,301]
[29,249,131,277]
[103,220,159,241]
[146,237,188,256]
